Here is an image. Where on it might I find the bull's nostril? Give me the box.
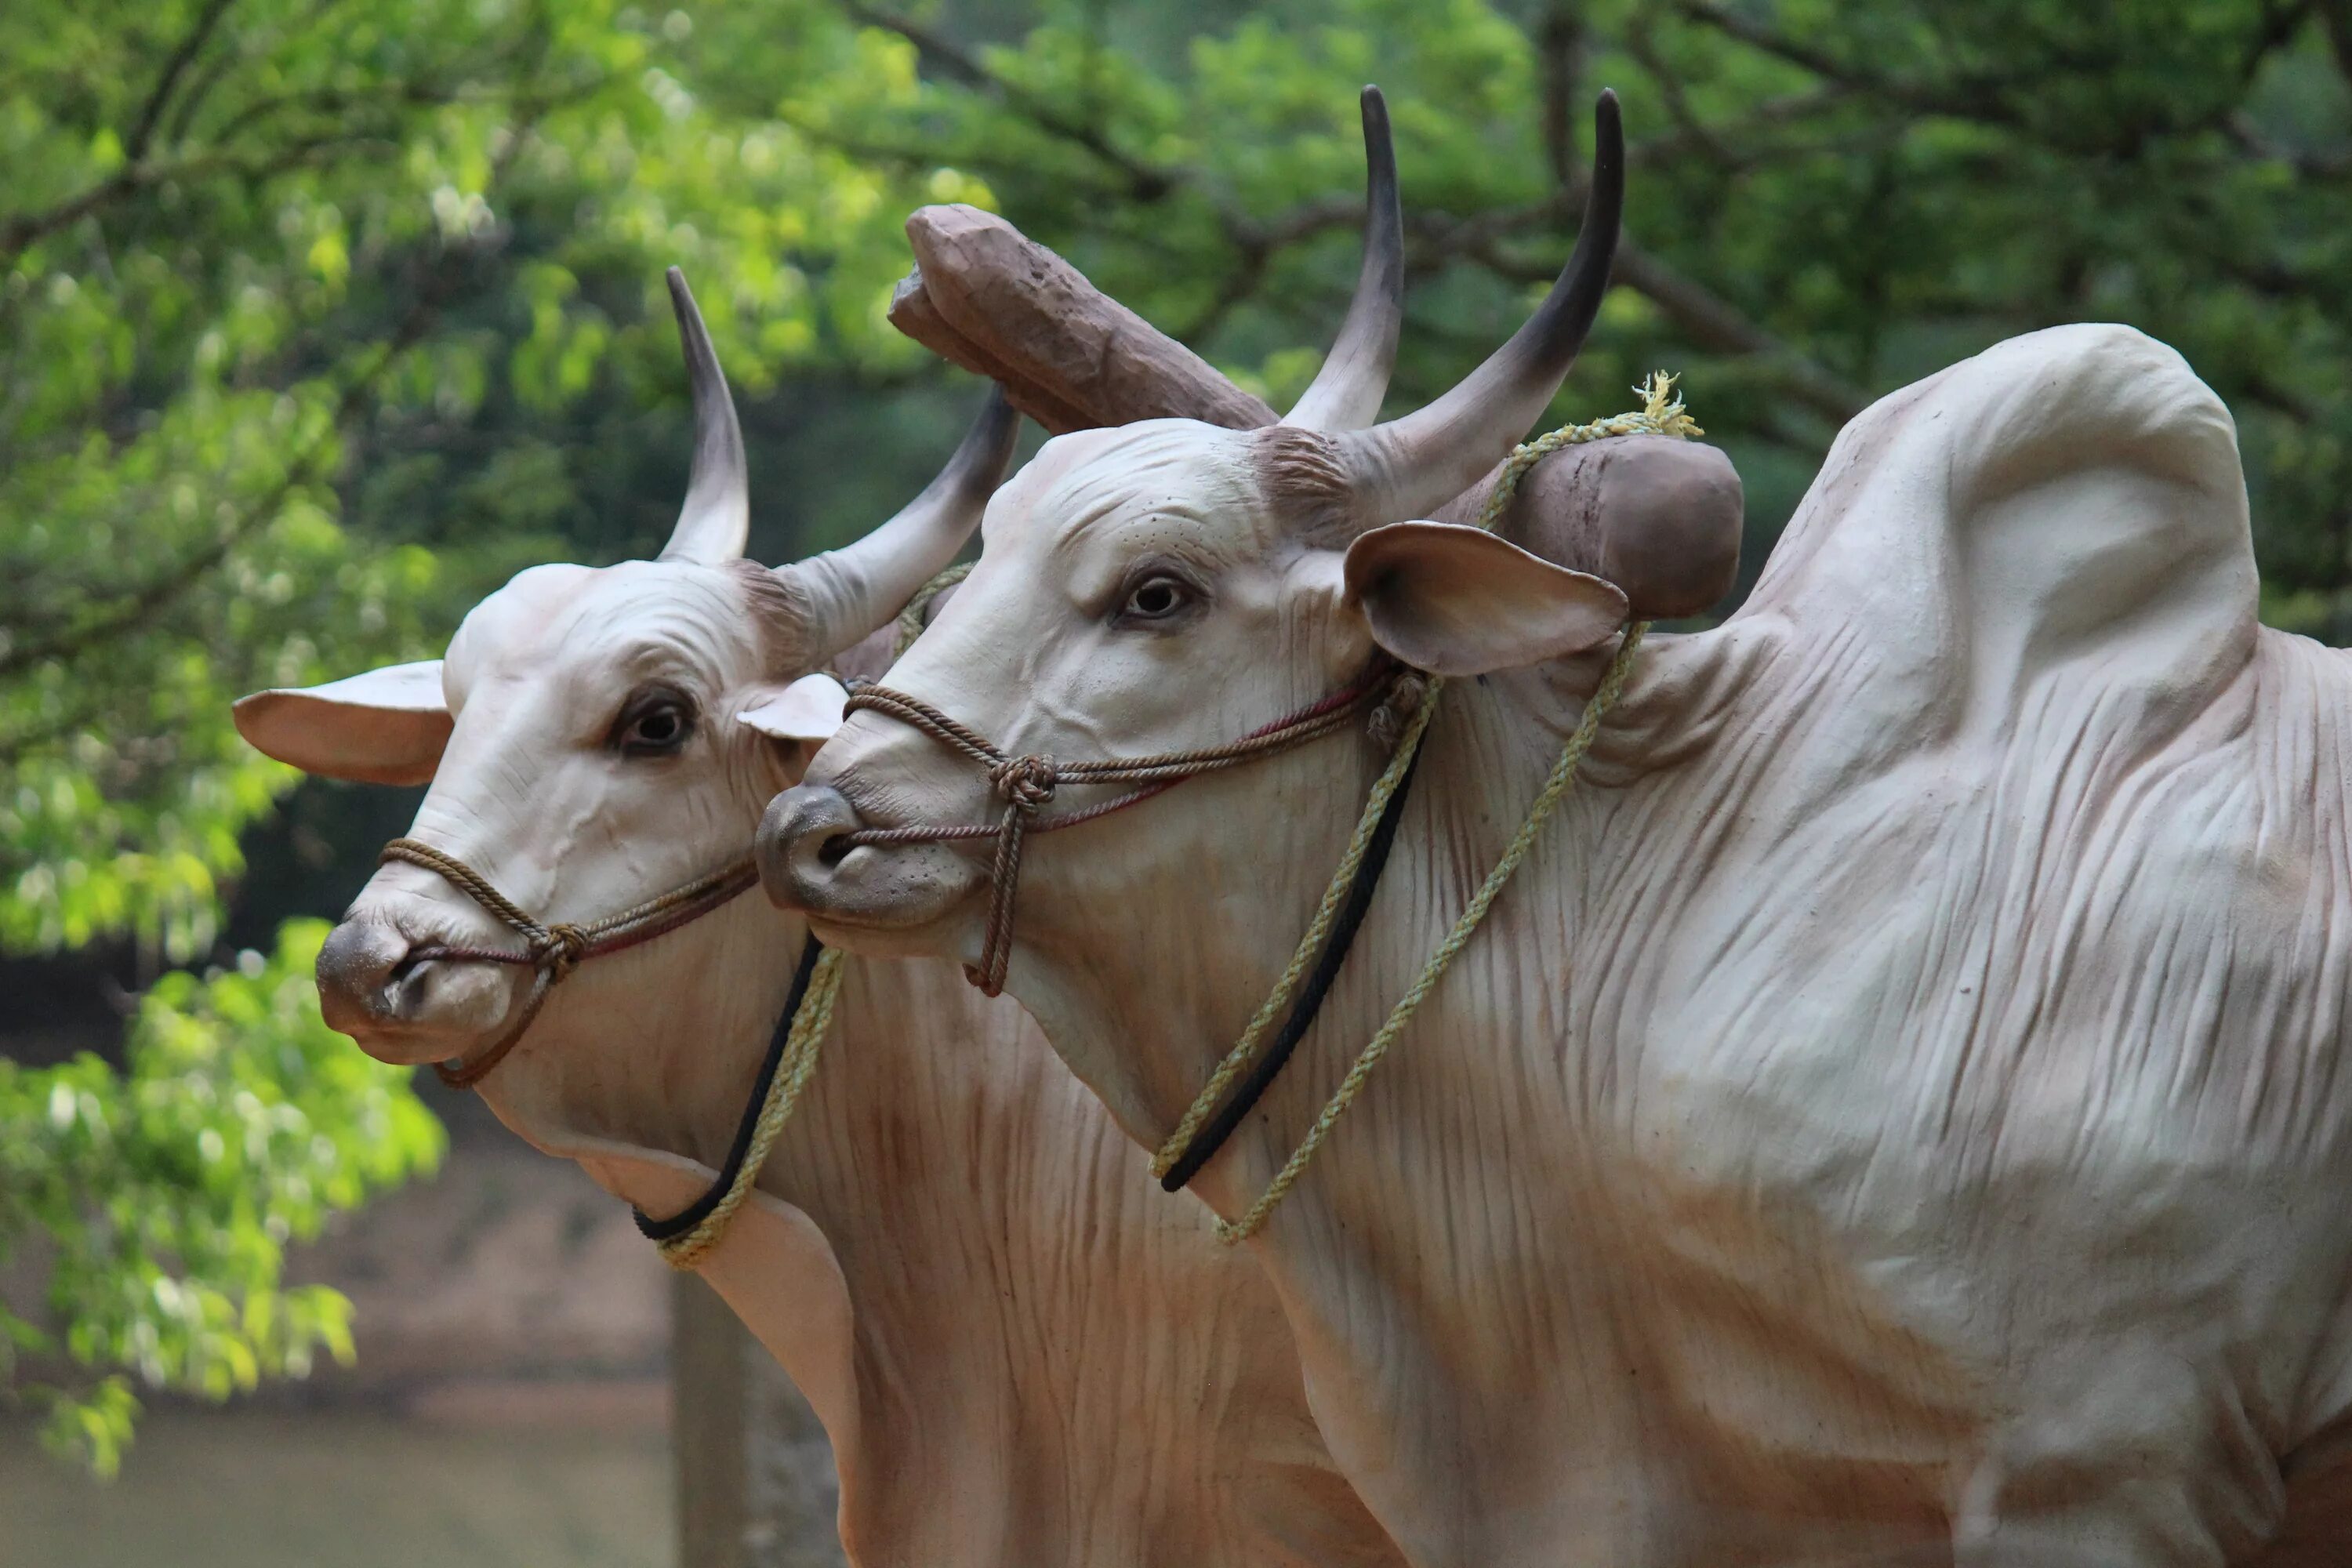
[316,917,416,1031]
[757,782,868,909]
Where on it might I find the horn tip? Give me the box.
[1592,90,1624,177]
[666,266,700,332]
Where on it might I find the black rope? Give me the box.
[1158,740,1428,1193]
[633,935,824,1241]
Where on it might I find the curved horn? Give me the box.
[1282,85,1404,434]
[1333,90,1624,526]
[659,267,751,563]
[784,387,1021,658]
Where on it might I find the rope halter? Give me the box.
[835,376,1693,1240]
[376,837,760,1087]
[835,672,1398,996]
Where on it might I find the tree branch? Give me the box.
[0,134,398,267]
[1537,1,1585,193]
[1455,217,1867,426]
[1671,0,2029,129]
[838,2,1181,201]
[1627,86,1859,169]
[125,0,241,163]
[1525,11,1867,428]
[0,97,544,681]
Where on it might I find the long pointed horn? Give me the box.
[1333,90,1624,525]
[784,387,1021,658]
[659,267,751,563]
[1282,85,1404,434]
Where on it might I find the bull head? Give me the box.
[232,270,1016,1129]
[759,93,1628,1047]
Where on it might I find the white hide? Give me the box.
[793,325,2352,1566]
[272,558,1403,1568]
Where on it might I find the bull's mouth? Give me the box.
[317,915,528,1065]
[755,781,982,955]
[330,997,515,1069]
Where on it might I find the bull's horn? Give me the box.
[1282,85,1404,434]
[786,387,1021,657]
[1332,90,1623,525]
[658,267,752,564]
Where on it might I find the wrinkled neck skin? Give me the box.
[474,869,1400,1568]
[985,331,2352,1568]
[996,659,1701,1568]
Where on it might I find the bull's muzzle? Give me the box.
[316,917,412,1034]
[314,911,520,1063]
[757,782,980,942]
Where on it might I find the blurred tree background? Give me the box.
[7,0,2351,1474]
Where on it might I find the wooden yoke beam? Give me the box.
[889,203,1741,620]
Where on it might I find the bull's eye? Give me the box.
[610,688,697,758]
[1117,573,1195,623]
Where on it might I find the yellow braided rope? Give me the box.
[1215,623,1645,1243]
[1194,371,1693,1244]
[647,562,976,1265]
[1150,688,1445,1178]
[653,555,982,1269]
[652,559,975,1267]
[657,946,849,1271]
[895,561,975,657]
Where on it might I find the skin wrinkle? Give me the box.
[295,553,1403,1568]
[797,325,2352,1566]
[728,557,822,676]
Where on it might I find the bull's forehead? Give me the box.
[985,419,1280,572]
[446,559,766,708]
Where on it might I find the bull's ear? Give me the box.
[1343,521,1628,677]
[736,672,848,743]
[232,661,451,786]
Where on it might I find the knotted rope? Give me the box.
[1165,372,1695,1242]
[838,375,1694,1240]
[837,676,1395,996]
[378,838,759,1087]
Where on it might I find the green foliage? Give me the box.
[9,0,2352,1476]
[0,0,992,1475]
[1,920,443,1475]
[758,0,2352,633]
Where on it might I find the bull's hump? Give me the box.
[1723,325,2256,767]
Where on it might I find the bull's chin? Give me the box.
[330,1013,501,1069]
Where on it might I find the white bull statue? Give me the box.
[232,259,1412,1565]
[763,90,2352,1568]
